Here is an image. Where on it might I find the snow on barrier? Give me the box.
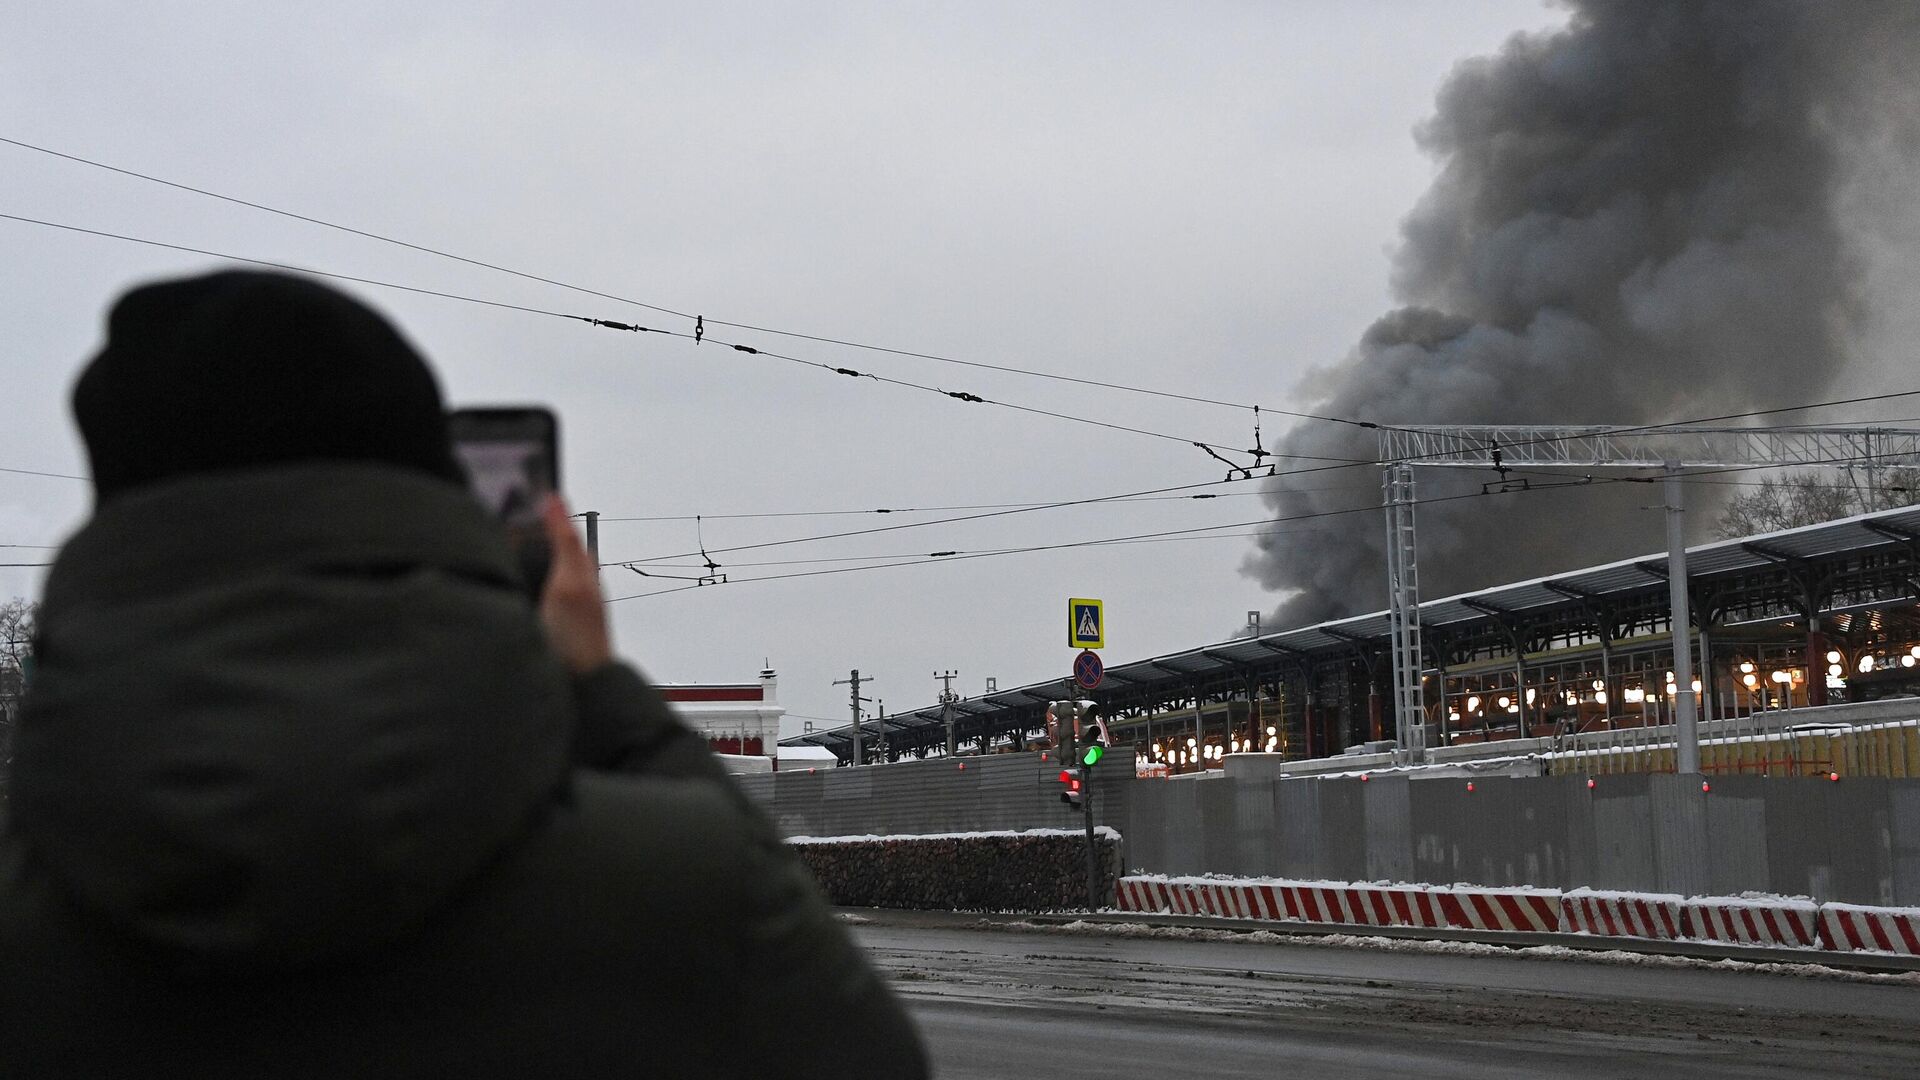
[1112,874,1917,956]
[1285,883,1446,929]
[1819,904,1920,955]
[1561,889,1685,941]
[1436,886,1562,933]
[1679,895,1820,949]
[1113,878,1553,932]
[1115,878,1287,920]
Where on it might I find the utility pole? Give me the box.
[581,511,600,563]
[876,700,888,764]
[833,670,874,766]
[936,670,960,757]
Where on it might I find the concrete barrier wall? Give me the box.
[1126,773,1920,907]
[748,754,1920,906]
[737,750,1134,838]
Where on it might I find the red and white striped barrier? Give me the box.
[1819,904,1920,955]
[1114,877,1288,920]
[1561,889,1685,941]
[1112,877,1555,932]
[1111,875,1920,958]
[1679,896,1820,949]
[1436,887,1563,933]
[1280,883,1444,928]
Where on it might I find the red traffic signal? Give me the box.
[1058,766,1085,807]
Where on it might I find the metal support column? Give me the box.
[1697,629,1714,723]
[1383,463,1426,759]
[1664,465,1700,774]
[1192,685,1206,769]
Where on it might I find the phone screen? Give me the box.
[448,407,560,592]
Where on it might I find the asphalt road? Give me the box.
[850,913,1920,1079]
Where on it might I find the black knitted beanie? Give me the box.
[74,269,465,501]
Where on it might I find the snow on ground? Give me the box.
[986,918,1920,985]
[1126,873,1827,907]
[789,826,1121,844]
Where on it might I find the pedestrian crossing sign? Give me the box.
[1068,598,1104,649]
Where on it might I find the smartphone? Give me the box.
[448,406,560,595]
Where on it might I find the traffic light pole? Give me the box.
[1073,699,1100,911]
[1081,743,1099,911]
[1054,695,1106,910]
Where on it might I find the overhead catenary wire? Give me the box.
[14,207,1920,479]
[612,521,1398,571]
[603,447,1920,603]
[693,328,1346,460]
[0,212,1348,466]
[0,136,695,322]
[0,465,89,481]
[1400,391,1920,463]
[608,397,1920,566]
[0,135,1382,431]
[592,483,1380,523]
[603,479,1608,603]
[0,214,601,323]
[13,138,1920,466]
[571,422,1920,525]
[617,474,1271,565]
[12,181,1920,565]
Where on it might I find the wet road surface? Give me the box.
[850,913,1920,1079]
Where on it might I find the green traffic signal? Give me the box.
[1081,744,1103,767]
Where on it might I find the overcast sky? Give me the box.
[6,1,1597,734]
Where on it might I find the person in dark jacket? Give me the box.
[0,270,928,1078]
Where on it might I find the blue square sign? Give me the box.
[1068,598,1104,649]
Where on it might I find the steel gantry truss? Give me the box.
[1378,425,1920,771]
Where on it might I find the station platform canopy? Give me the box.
[782,505,1920,764]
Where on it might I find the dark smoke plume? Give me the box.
[1247,0,1920,628]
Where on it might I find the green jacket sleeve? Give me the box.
[568,661,733,784]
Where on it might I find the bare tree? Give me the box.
[1716,469,1920,539]
[0,598,38,735]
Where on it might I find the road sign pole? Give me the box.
[1083,771,1100,910]
[1065,600,1107,909]
[1077,700,1100,911]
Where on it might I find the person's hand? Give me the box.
[539,494,613,674]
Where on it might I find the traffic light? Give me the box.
[1079,705,1109,768]
[1058,766,1086,808]
[1047,701,1077,767]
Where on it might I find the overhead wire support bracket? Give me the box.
[694,515,726,586]
[623,564,712,583]
[1193,441,1272,482]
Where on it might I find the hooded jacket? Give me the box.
[0,465,926,1078]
